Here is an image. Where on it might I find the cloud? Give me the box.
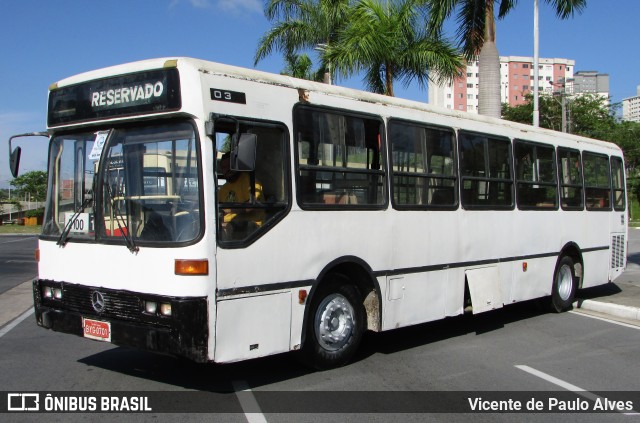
[190,0,211,8]
[215,0,263,15]
[169,0,262,14]
[169,0,212,9]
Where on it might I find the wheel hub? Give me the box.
[315,293,355,351]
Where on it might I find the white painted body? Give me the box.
[39,58,627,363]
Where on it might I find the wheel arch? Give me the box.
[300,256,382,349]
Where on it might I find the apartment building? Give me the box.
[622,86,640,122]
[429,56,575,113]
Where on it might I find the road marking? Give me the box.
[515,365,639,415]
[0,236,37,245]
[0,308,33,339]
[232,380,267,423]
[569,310,640,330]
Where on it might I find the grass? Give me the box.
[0,224,41,234]
[629,195,640,227]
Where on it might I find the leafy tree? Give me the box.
[324,0,463,96]
[502,93,612,133]
[10,170,47,202]
[280,52,324,81]
[254,0,352,83]
[425,0,586,118]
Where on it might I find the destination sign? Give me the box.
[48,68,181,126]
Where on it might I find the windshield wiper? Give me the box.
[104,180,139,254]
[57,194,93,247]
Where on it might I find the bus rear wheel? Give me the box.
[303,275,365,370]
[550,256,577,313]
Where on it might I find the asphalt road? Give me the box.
[0,234,639,422]
[0,235,37,295]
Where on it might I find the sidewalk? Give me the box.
[575,280,640,324]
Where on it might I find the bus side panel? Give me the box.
[382,271,447,330]
[582,212,616,289]
[214,292,291,363]
[582,250,612,288]
[215,210,391,355]
[509,257,556,302]
[384,210,460,329]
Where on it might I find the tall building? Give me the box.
[622,86,640,122]
[568,71,610,101]
[428,56,575,113]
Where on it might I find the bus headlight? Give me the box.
[144,301,157,314]
[53,288,63,299]
[159,303,172,316]
[43,287,53,298]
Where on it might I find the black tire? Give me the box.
[550,256,577,313]
[302,274,365,370]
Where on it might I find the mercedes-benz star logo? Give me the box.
[91,291,106,313]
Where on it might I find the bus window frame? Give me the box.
[292,103,388,211]
[582,151,612,212]
[388,118,458,211]
[457,130,515,211]
[214,117,292,249]
[93,118,206,247]
[557,146,585,211]
[513,139,559,211]
[610,155,626,212]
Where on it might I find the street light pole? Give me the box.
[315,43,332,85]
[550,78,570,133]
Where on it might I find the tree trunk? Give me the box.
[478,2,501,118]
[385,64,395,97]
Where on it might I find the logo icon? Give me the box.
[7,393,39,411]
[91,291,106,313]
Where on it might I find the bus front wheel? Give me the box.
[551,256,577,313]
[303,275,365,370]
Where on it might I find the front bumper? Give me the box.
[33,279,209,363]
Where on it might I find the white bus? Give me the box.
[9,58,627,369]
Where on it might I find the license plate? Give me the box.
[82,317,111,342]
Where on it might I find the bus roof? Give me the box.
[50,57,621,154]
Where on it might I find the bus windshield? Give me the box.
[42,120,202,245]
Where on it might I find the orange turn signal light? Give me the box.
[35,249,40,263]
[175,259,209,276]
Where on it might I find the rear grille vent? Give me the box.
[611,234,625,269]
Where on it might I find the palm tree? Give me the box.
[425,0,586,118]
[254,0,352,84]
[280,52,322,81]
[324,0,463,96]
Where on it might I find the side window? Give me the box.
[215,120,289,245]
[514,140,557,209]
[294,106,385,208]
[389,120,457,208]
[557,148,584,210]
[611,156,626,211]
[458,131,513,209]
[583,152,611,210]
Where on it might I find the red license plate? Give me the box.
[82,318,111,342]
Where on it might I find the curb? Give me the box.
[575,299,640,322]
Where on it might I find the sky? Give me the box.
[1,0,639,187]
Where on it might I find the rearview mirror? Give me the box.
[8,131,48,177]
[231,133,257,172]
[9,146,21,178]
